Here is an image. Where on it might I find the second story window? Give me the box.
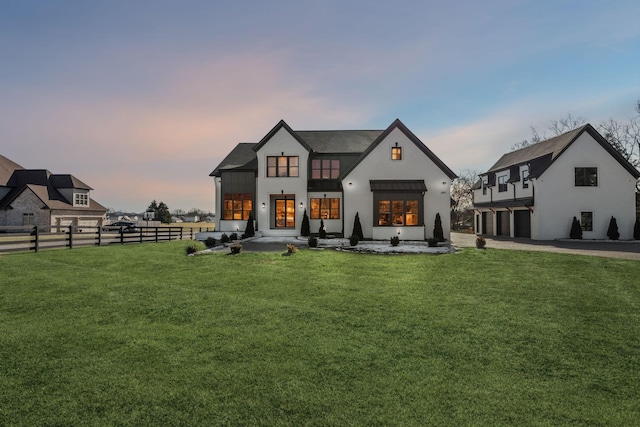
[391,146,402,160]
[74,193,88,206]
[522,169,529,189]
[482,178,488,195]
[311,159,340,179]
[498,176,507,192]
[267,156,299,177]
[575,167,597,186]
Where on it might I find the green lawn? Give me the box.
[1,242,639,426]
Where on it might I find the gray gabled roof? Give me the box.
[0,155,25,186]
[296,130,384,153]
[484,124,640,179]
[209,143,258,177]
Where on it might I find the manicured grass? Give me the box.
[1,243,639,425]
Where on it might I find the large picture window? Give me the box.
[267,156,299,177]
[310,198,340,219]
[311,159,340,179]
[575,167,597,186]
[377,199,419,226]
[223,193,253,220]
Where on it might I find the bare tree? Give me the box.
[450,169,480,229]
[511,114,587,151]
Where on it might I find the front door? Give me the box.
[275,199,295,228]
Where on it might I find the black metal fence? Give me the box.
[0,225,214,254]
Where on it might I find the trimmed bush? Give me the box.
[301,209,310,237]
[186,244,199,255]
[352,212,364,240]
[433,213,445,242]
[244,212,255,238]
[204,237,217,248]
[221,233,230,244]
[229,242,242,254]
[476,236,486,249]
[634,217,640,240]
[229,232,238,241]
[607,216,620,240]
[308,235,318,248]
[349,234,360,246]
[570,217,582,239]
[319,219,327,239]
[390,236,400,247]
[427,238,439,247]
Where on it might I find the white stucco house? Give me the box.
[472,124,640,240]
[0,155,107,229]
[210,119,457,240]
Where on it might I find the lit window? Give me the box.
[581,211,593,231]
[223,193,253,220]
[391,146,402,160]
[377,199,419,226]
[267,156,299,177]
[311,159,340,179]
[575,167,597,186]
[310,198,340,219]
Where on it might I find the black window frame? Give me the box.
[391,146,402,160]
[309,197,340,219]
[311,159,340,180]
[522,169,529,189]
[376,198,420,226]
[267,156,299,177]
[498,175,507,192]
[223,193,253,220]
[581,211,593,231]
[575,167,598,187]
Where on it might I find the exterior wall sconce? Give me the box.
[397,229,401,235]
[348,182,352,186]
[261,202,266,208]
[299,202,303,208]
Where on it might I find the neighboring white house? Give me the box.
[472,124,640,240]
[0,155,107,229]
[210,119,457,240]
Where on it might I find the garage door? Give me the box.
[496,211,510,236]
[481,212,493,235]
[514,210,531,238]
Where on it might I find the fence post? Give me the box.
[140,227,143,243]
[120,227,124,245]
[180,228,183,241]
[68,225,74,249]
[155,227,159,243]
[32,226,39,253]
[97,226,102,246]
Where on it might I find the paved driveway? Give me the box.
[451,232,640,261]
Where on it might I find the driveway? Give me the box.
[451,232,640,261]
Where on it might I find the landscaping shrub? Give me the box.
[607,216,620,240]
[308,235,318,248]
[229,242,242,254]
[301,209,310,237]
[204,237,217,248]
[634,217,640,240]
[287,243,298,254]
[433,213,445,242]
[427,238,438,247]
[319,220,327,239]
[476,236,486,249]
[186,244,199,255]
[349,234,360,246]
[229,232,238,241]
[390,236,400,246]
[244,212,255,238]
[570,216,582,239]
[352,212,364,240]
[221,233,230,244]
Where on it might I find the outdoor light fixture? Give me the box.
[397,229,401,235]
[262,202,266,208]
[299,202,303,208]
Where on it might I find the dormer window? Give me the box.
[522,169,529,189]
[391,145,402,160]
[498,176,507,192]
[74,193,88,206]
[311,159,340,179]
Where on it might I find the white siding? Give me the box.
[343,127,452,241]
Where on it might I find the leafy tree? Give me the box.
[318,219,327,239]
[244,211,255,237]
[301,209,310,236]
[433,213,445,241]
[570,216,582,239]
[148,200,172,223]
[352,212,364,240]
[606,216,620,240]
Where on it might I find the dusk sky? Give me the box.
[2,1,638,213]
